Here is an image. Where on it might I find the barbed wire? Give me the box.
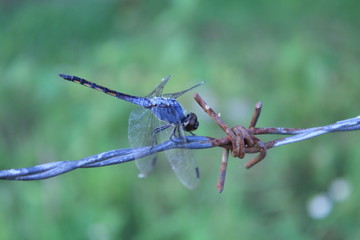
[1,93,359,192]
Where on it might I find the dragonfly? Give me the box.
[59,74,204,189]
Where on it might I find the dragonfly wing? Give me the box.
[162,81,205,99]
[146,75,171,97]
[128,108,158,177]
[161,127,200,189]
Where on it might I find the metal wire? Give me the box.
[1,93,360,192]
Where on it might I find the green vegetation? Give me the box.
[1,0,360,239]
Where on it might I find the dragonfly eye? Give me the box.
[182,113,199,132]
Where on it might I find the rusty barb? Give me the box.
[193,93,360,192]
[194,93,266,192]
[194,93,266,166]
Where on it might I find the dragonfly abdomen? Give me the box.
[59,74,152,108]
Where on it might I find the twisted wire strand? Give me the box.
[1,116,359,181]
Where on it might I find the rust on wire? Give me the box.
[194,93,271,192]
[216,149,229,193]
[194,93,268,162]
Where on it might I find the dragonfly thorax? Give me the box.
[150,97,186,125]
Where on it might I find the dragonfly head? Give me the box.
[182,113,199,132]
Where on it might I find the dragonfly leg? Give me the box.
[169,126,188,143]
[152,124,172,145]
[169,126,178,142]
[188,131,196,136]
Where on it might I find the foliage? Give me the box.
[1,0,360,239]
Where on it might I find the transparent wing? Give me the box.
[163,81,205,99]
[160,127,200,189]
[128,107,159,177]
[146,75,171,97]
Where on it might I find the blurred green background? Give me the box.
[1,0,360,239]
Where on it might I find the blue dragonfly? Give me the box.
[59,74,204,189]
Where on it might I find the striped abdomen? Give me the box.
[59,74,151,108]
